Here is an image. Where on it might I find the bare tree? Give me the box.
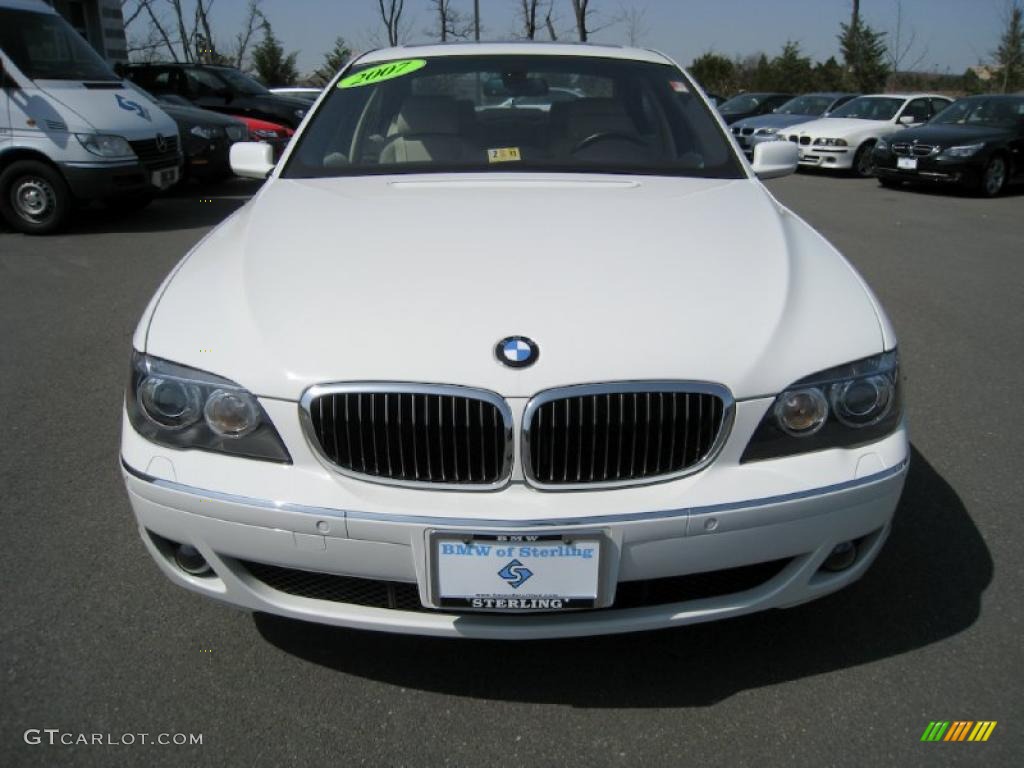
[428,0,471,42]
[569,0,610,42]
[570,0,593,41]
[545,3,559,40]
[230,0,264,69]
[518,0,541,39]
[615,3,649,46]
[886,0,928,87]
[130,0,179,61]
[377,0,405,47]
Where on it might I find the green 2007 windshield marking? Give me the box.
[338,59,427,89]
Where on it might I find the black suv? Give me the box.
[124,64,308,129]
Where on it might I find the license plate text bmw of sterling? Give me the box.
[120,43,908,639]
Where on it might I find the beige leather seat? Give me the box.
[379,96,479,164]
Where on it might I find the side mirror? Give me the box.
[230,141,275,179]
[750,140,798,180]
[898,115,917,125]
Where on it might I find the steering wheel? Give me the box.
[571,131,648,154]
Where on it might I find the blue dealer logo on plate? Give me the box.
[497,559,533,589]
[496,336,539,368]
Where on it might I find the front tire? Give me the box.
[0,160,72,235]
[852,142,876,178]
[976,155,1007,197]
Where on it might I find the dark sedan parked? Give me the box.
[126,84,247,182]
[873,95,1024,196]
[125,64,309,129]
[716,92,792,125]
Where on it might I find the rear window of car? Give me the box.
[283,54,743,180]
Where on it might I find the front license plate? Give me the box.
[151,167,179,189]
[431,532,601,612]
[897,157,918,170]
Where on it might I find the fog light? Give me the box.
[822,541,857,572]
[174,543,212,576]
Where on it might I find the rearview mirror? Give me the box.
[484,74,548,98]
[230,141,275,179]
[750,141,798,180]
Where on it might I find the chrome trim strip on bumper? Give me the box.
[121,456,908,529]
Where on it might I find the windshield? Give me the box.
[775,95,836,116]
[213,67,270,96]
[284,55,743,180]
[829,96,904,121]
[931,97,1024,127]
[0,8,118,81]
[718,94,766,113]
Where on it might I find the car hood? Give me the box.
[30,79,179,140]
[146,174,887,401]
[159,102,244,127]
[734,113,819,131]
[891,124,1010,146]
[791,117,894,139]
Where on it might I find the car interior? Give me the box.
[298,65,732,176]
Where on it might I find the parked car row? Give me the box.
[720,87,1024,196]
[0,0,320,233]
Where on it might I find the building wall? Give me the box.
[45,0,128,65]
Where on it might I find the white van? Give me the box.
[0,0,182,233]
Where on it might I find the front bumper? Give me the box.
[184,138,234,179]
[797,145,853,170]
[59,157,183,200]
[873,153,983,186]
[121,396,909,639]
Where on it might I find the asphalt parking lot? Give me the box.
[1,173,1021,768]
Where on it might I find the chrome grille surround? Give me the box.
[522,381,735,492]
[892,142,940,157]
[299,383,514,491]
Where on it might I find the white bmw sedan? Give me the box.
[785,93,953,176]
[121,43,908,639]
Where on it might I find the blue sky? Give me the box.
[166,0,1003,76]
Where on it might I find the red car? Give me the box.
[228,115,294,160]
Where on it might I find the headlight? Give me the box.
[755,127,777,136]
[813,137,848,147]
[75,133,134,158]
[941,143,984,158]
[127,352,290,463]
[742,351,901,463]
[225,124,247,142]
[251,128,281,139]
[189,124,221,140]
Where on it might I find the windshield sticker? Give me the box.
[669,81,689,94]
[338,59,427,89]
[487,147,522,163]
